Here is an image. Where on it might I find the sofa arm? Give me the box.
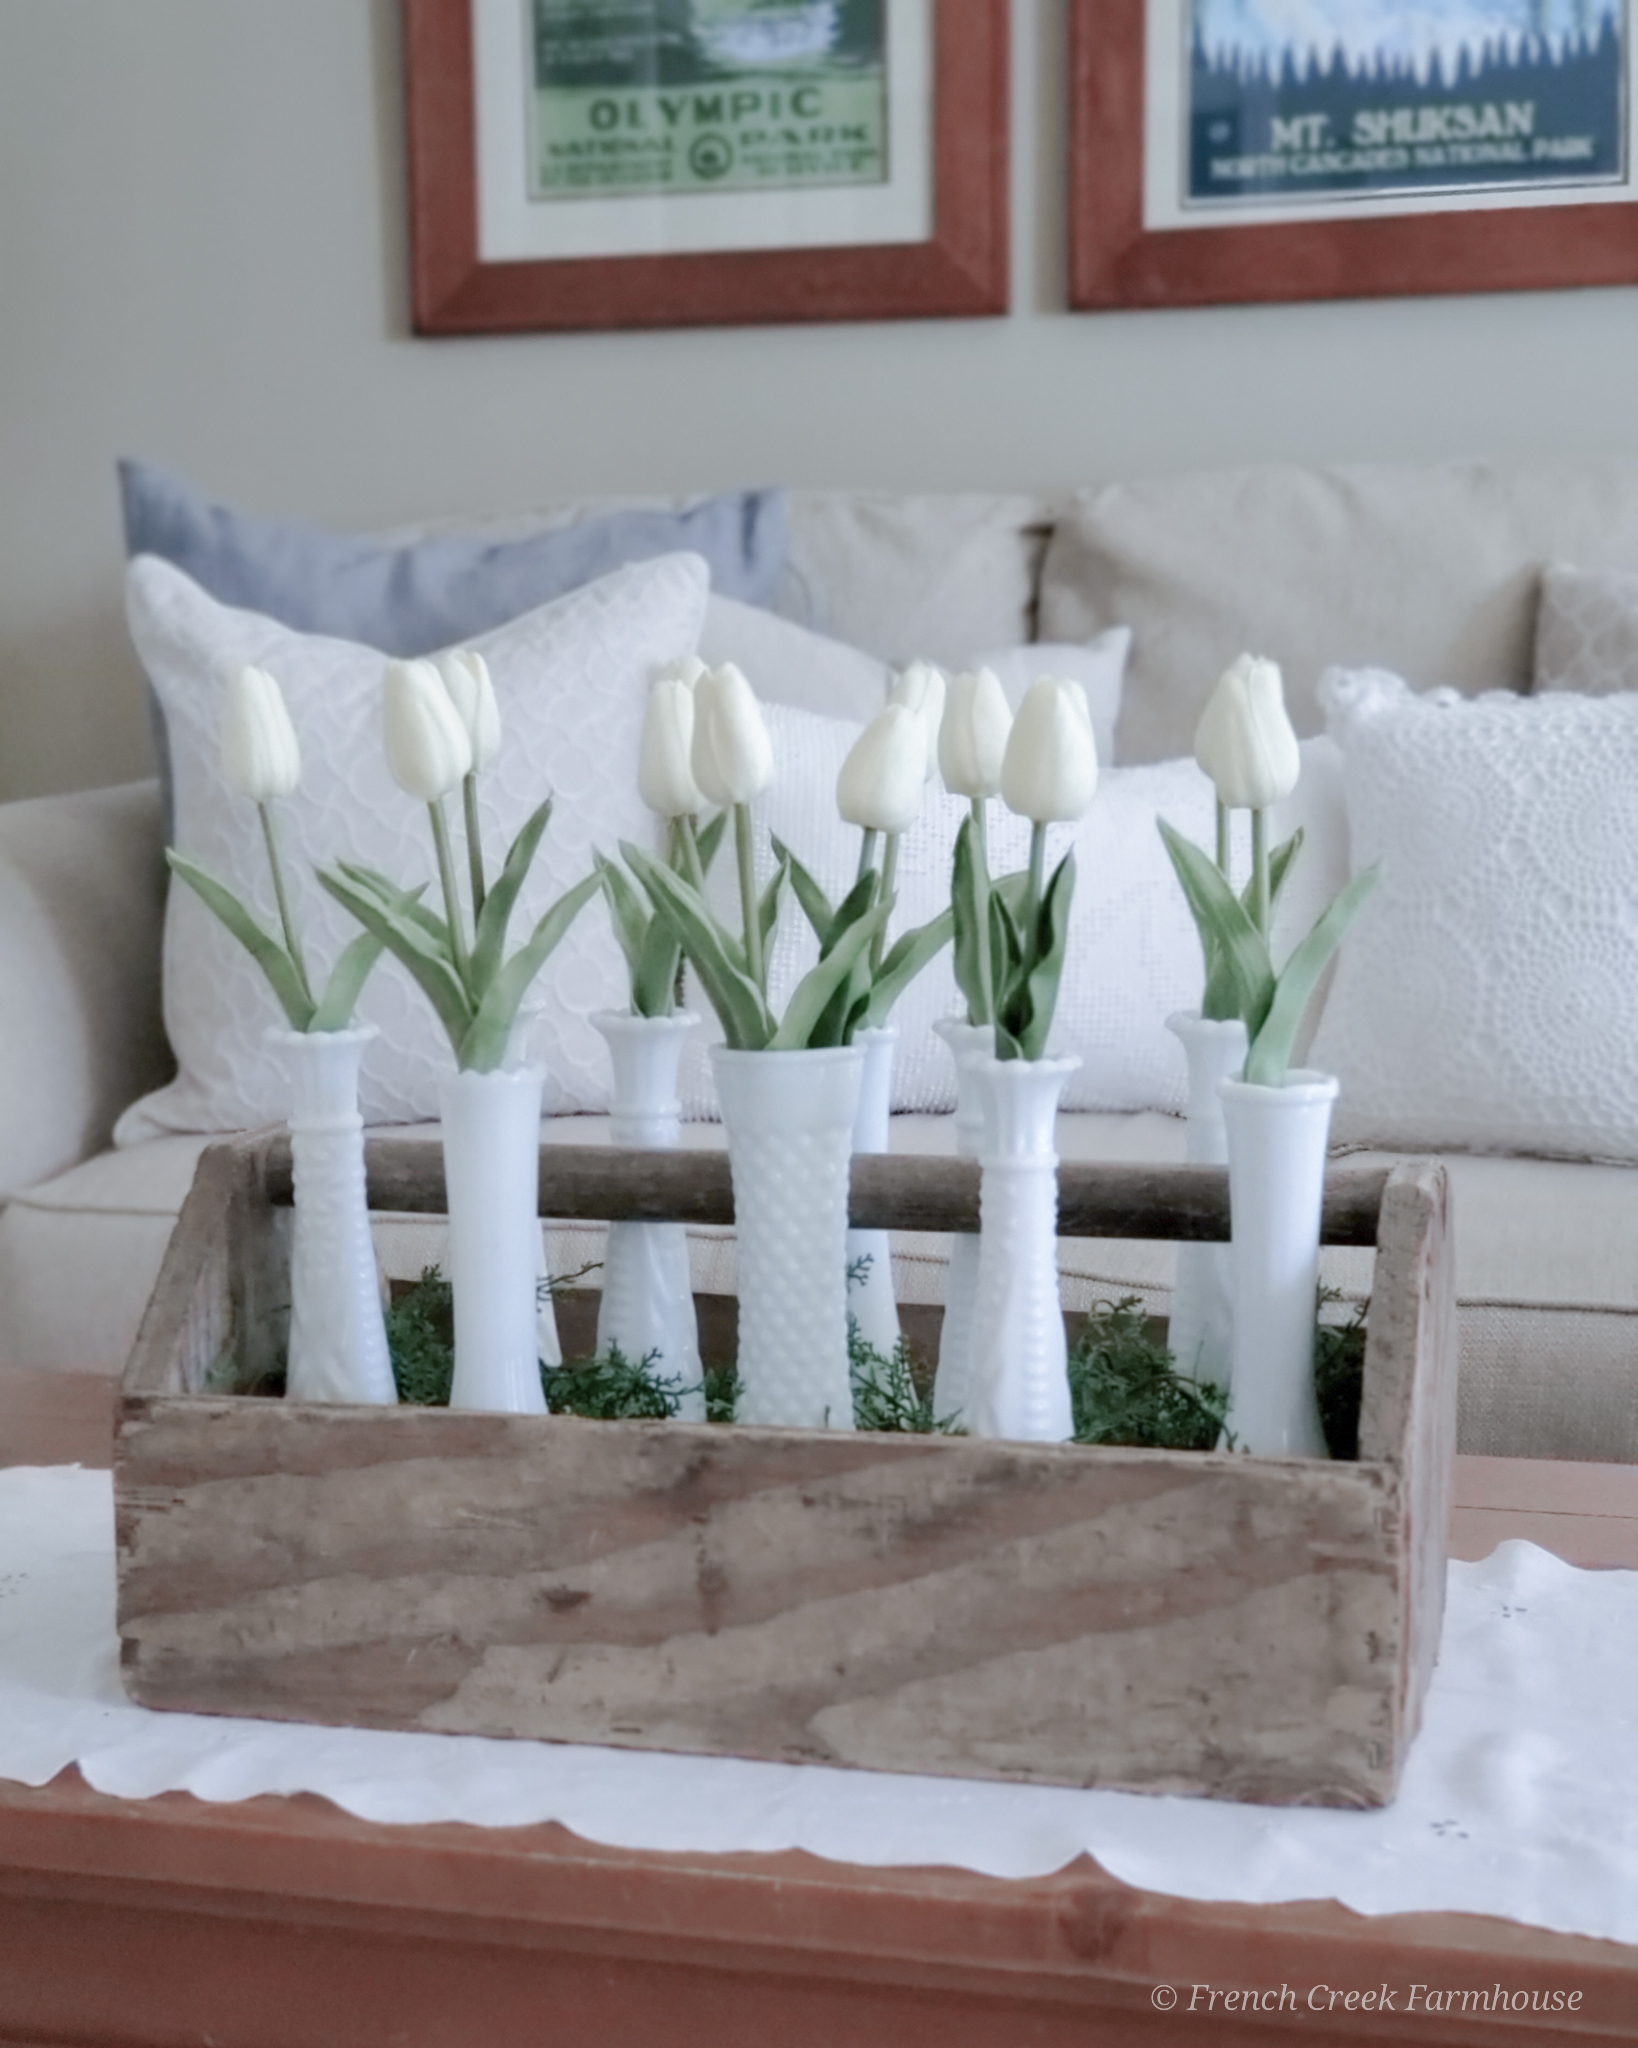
[0,781,171,1202]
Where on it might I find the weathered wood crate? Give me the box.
[115,1138,1456,1807]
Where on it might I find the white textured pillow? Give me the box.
[677,699,1340,1120]
[697,593,889,723]
[1311,667,1638,1162]
[117,552,710,1141]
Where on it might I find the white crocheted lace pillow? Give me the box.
[1311,667,1638,1161]
[117,551,709,1141]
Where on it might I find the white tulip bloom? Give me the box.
[220,665,301,802]
[1000,676,1099,824]
[889,661,947,781]
[639,675,705,817]
[836,703,927,834]
[435,650,502,773]
[938,667,1012,800]
[691,662,773,808]
[383,658,472,802]
[1194,654,1300,811]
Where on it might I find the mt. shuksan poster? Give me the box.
[1187,0,1627,205]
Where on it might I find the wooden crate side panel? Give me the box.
[116,1401,1403,1804]
[1357,1162,1459,1761]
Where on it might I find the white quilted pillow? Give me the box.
[1311,667,1638,1161]
[678,702,1344,1119]
[116,551,710,1140]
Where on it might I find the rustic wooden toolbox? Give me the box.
[115,1136,1457,1808]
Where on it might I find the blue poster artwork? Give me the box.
[1188,0,1627,204]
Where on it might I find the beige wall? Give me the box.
[4,0,1638,801]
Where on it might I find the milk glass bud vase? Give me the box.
[440,1052,547,1416]
[1219,1071,1337,1458]
[846,1025,901,1362]
[712,1043,864,1431]
[593,1011,703,1420]
[965,1055,1080,1443]
[1165,1012,1248,1392]
[931,1018,993,1423]
[267,1026,396,1406]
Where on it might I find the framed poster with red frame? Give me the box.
[404,0,1010,334]
[1070,0,1638,311]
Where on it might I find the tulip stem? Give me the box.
[969,798,993,1027]
[1250,807,1270,938]
[734,802,764,991]
[258,802,313,1007]
[1215,798,1230,878]
[429,799,473,992]
[872,833,900,973]
[461,774,486,924]
[677,813,709,896]
[855,828,880,886]
[1024,822,1048,937]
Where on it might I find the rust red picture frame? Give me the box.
[1070,0,1638,311]
[404,0,1009,334]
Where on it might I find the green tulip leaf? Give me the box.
[311,930,388,1033]
[1157,819,1276,1040]
[166,849,315,1032]
[864,908,955,1030]
[459,869,601,1071]
[949,816,991,1024]
[631,912,682,1020]
[471,796,554,997]
[1260,827,1306,918]
[996,851,1077,1061]
[773,834,836,947]
[336,861,454,957]
[820,866,879,958]
[694,809,729,875]
[622,842,774,1050]
[594,851,652,978]
[318,864,474,1052]
[1245,864,1380,1088]
[758,850,789,957]
[770,900,891,1051]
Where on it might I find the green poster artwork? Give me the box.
[529,0,889,200]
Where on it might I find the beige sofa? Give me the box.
[7,465,1638,1462]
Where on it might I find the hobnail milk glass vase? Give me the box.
[1219,1070,1338,1459]
[931,1018,992,1424]
[267,1026,396,1406]
[440,1061,547,1415]
[592,1010,703,1420]
[1165,1011,1248,1393]
[711,1043,864,1431]
[965,1054,1080,1443]
[845,1024,901,1363]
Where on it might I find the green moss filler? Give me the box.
[384,1268,1367,1456]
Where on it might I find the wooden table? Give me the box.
[2,1372,1635,2047]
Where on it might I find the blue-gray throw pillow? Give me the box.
[121,459,785,826]
[120,459,785,651]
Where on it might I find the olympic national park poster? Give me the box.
[529,0,888,200]
[1188,0,1628,205]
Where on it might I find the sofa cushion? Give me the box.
[1039,461,1638,764]
[117,551,708,1142]
[779,491,1052,667]
[0,782,172,1203]
[1312,668,1638,1163]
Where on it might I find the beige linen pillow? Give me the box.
[1040,462,1638,765]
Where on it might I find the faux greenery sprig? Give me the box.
[166,665,388,1033]
[1159,655,1378,1087]
[316,655,599,1072]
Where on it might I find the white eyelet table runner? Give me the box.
[1,1465,1634,1946]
